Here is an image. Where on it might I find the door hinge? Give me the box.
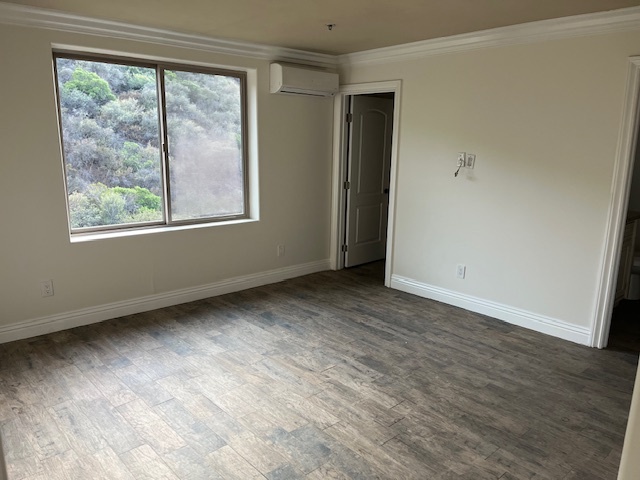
[343,181,350,190]
[345,113,353,123]
[341,245,348,252]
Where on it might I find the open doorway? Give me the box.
[609,121,640,353]
[593,57,640,349]
[329,80,402,287]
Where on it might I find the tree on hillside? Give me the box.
[64,68,116,105]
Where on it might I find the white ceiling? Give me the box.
[5,0,640,54]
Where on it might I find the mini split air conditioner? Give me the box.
[270,63,339,97]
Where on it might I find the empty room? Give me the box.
[2,0,640,478]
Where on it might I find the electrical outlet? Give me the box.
[466,153,476,169]
[40,279,54,297]
[277,244,285,257]
[456,264,466,279]
[457,152,466,167]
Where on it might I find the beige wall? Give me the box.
[3,18,640,341]
[341,31,640,329]
[0,24,333,329]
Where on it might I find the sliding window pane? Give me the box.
[55,58,163,229]
[164,69,245,221]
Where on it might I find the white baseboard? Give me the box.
[391,275,591,346]
[0,260,330,344]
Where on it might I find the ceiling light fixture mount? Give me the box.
[326,23,336,31]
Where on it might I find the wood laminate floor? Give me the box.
[0,262,638,479]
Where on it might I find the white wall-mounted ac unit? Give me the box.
[270,63,339,97]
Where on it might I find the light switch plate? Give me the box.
[466,153,476,169]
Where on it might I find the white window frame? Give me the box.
[53,50,255,238]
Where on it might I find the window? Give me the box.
[53,53,248,234]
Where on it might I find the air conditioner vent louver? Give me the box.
[270,63,339,98]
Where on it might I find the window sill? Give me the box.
[69,217,258,243]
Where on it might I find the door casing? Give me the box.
[330,80,402,287]
[592,56,640,348]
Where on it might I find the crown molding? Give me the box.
[0,2,338,69]
[2,2,640,70]
[338,6,640,67]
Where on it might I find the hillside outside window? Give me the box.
[53,53,248,234]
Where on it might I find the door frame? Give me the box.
[329,80,402,287]
[592,56,640,348]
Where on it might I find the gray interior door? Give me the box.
[345,95,394,268]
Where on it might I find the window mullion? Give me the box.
[157,66,173,225]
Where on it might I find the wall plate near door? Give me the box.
[466,153,476,169]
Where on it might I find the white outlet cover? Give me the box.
[40,280,54,297]
[466,154,476,169]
